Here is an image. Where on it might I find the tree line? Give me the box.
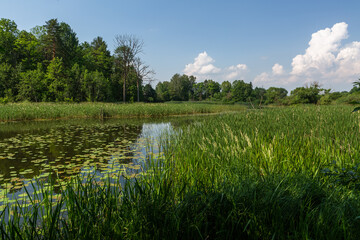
[1,18,359,105]
[0,18,153,103]
[154,74,360,105]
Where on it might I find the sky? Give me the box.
[1,0,360,92]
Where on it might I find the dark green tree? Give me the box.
[43,19,62,61]
[204,79,221,99]
[45,57,67,101]
[17,63,45,102]
[265,87,288,104]
[221,81,232,101]
[0,63,13,98]
[59,22,79,67]
[14,30,43,71]
[82,70,110,102]
[156,81,171,102]
[0,18,19,67]
[169,74,196,101]
[231,80,253,102]
[289,82,321,104]
[143,83,157,102]
[252,87,267,104]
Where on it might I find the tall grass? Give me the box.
[2,105,360,239]
[0,102,246,122]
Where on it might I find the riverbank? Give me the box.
[0,102,246,122]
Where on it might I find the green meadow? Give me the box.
[1,104,360,239]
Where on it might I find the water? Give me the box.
[0,117,194,207]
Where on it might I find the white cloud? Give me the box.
[335,41,360,81]
[184,52,220,76]
[225,64,248,80]
[291,22,348,76]
[254,22,360,90]
[254,72,271,84]
[184,52,247,82]
[272,63,284,75]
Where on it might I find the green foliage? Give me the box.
[231,80,253,102]
[0,63,12,97]
[17,63,45,102]
[14,30,43,70]
[45,57,66,101]
[0,18,19,66]
[335,92,360,105]
[143,83,156,102]
[169,74,195,101]
[318,91,343,105]
[265,87,287,104]
[82,70,110,102]
[288,83,321,104]
[156,81,171,102]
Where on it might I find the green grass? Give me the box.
[2,105,360,239]
[0,102,246,122]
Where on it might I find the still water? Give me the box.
[0,117,195,207]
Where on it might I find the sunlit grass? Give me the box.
[0,102,246,122]
[2,105,360,239]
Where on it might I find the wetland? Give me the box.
[2,105,360,239]
[0,116,196,208]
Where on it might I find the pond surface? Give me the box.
[0,116,197,207]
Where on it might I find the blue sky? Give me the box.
[1,0,360,91]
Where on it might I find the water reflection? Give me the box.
[0,116,202,205]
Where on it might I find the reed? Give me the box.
[2,105,360,239]
[0,102,246,122]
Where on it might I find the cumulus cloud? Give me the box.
[254,22,360,90]
[184,52,247,82]
[291,22,348,76]
[225,64,248,80]
[184,52,220,76]
[272,63,284,75]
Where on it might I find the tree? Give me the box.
[143,83,157,102]
[14,30,43,71]
[156,81,171,102]
[81,37,113,80]
[204,79,220,99]
[221,81,232,101]
[265,87,288,104]
[45,57,66,101]
[289,82,322,104]
[252,87,267,104]
[82,70,110,102]
[193,82,205,101]
[0,63,13,98]
[114,35,143,103]
[231,80,253,102]
[133,57,155,102]
[43,19,62,61]
[59,22,79,67]
[0,18,19,66]
[66,63,83,102]
[17,63,45,102]
[169,74,196,101]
